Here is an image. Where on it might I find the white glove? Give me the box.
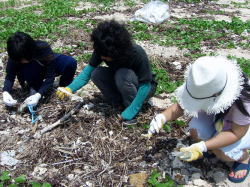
[2,91,17,106]
[24,93,41,107]
[148,113,167,134]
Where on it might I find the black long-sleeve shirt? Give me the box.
[3,40,56,95]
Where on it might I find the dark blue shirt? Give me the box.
[3,40,56,95]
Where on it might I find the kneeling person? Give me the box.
[2,32,77,107]
[57,20,156,121]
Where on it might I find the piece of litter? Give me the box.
[176,151,192,160]
[0,150,19,166]
[83,103,94,110]
[131,0,170,23]
[28,105,42,124]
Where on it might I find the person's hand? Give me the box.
[148,113,167,134]
[2,91,17,106]
[24,93,41,107]
[56,87,72,100]
[179,141,207,162]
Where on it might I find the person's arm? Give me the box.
[162,103,184,122]
[67,64,95,93]
[37,61,55,95]
[179,122,249,162]
[205,123,249,150]
[148,103,184,134]
[121,82,151,120]
[3,59,17,93]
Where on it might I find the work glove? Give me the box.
[179,141,207,162]
[56,87,72,100]
[24,93,41,107]
[2,91,17,106]
[148,113,167,134]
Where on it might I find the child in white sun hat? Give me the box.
[148,56,250,183]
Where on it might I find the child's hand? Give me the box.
[148,113,167,134]
[24,93,41,107]
[2,91,17,106]
[179,141,207,162]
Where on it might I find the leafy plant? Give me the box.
[0,171,52,187]
[152,64,183,94]
[227,56,250,77]
[148,170,176,187]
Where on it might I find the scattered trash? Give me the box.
[131,0,170,24]
[83,103,94,110]
[28,105,42,124]
[0,150,19,166]
[32,165,48,177]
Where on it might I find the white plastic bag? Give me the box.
[131,0,170,24]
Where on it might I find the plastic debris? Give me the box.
[28,105,42,124]
[131,0,170,24]
[0,150,19,166]
[176,151,192,160]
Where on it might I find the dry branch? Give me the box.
[34,101,84,138]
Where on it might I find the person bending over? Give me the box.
[57,20,156,122]
[148,56,250,183]
[2,32,77,107]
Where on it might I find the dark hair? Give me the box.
[90,20,133,60]
[7,31,36,62]
[215,74,250,122]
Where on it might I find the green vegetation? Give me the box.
[152,64,183,94]
[0,171,51,187]
[148,170,177,187]
[231,1,250,8]
[163,120,186,133]
[228,56,250,77]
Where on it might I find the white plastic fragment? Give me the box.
[83,103,94,110]
[0,150,19,166]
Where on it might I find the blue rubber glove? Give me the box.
[121,83,151,120]
[68,64,95,93]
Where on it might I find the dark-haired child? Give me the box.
[2,32,77,107]
[57,20,156,122]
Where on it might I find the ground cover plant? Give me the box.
[0,0,249,186]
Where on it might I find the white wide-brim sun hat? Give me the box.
[176,56,244,117]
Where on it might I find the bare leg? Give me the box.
[212,149,249,179]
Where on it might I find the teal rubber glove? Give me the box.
[121,83,151,120]
[68,64,95,93]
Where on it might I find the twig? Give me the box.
[34,101,84,138]
[50,158,82,166]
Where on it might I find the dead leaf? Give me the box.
[129,172,148,187]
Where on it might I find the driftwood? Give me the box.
[34,101,84,138]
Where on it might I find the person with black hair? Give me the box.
[57,20,156,122]
[2,31,77,107]
[148,56,250,183]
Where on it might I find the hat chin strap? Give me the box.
[186,75,228,100]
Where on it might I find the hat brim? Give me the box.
[176,56,244,117]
